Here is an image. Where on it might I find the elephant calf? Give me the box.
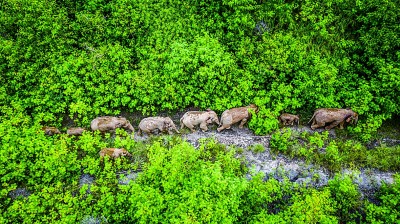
[91,116,134,133]
[308,108,358,130]
[217,104,258,132]
[180,109,220,132]
[138,116,180,136]
[42,126,61,136]
[279,113,299,126]
[99,148,132,159]
[67,127,86,136]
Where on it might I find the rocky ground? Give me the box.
[132,123,398,199]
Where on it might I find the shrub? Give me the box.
[366,175,400,223]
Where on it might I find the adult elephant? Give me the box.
[308,108,358,130]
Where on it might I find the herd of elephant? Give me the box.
[43,105,358,137]
[41,106,358,159]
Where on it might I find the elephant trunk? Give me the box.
[127,124,135,132]
[353,116,358,125]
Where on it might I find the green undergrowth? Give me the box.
[1,116,399,223]
[1,0,399,141]
[270,128,400,173]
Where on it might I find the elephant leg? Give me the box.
[217,124,230,132]
[325,121,341,130]
[200,122,208,132]
[144,130,152,136]
[239,119,248,128]
[217,126,225,132]
[339,121,345,129]
[184,122,196,132]
[311,121,324,130]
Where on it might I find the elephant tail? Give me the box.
[179,117,184,129]
[308,112,317,124]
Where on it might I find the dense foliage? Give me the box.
[1,0,399,223]
[1,117,399,223]
[270,128,400,172]
[1,0,399,139]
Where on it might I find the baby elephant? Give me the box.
[180,109,220,132]
[279,113,299,126]
[67,127,86,136]
[99,148,132,159]
[217,104,258,132]
[42,126,61,136]
[91,116,134,133]
[138,116,180,136]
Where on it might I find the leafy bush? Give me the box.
[270,128,292,152]
[1,0,399,138]
[366,175,400,223]
[269,130,400,173]
[126,139,248,223]
[1,0,400,222]
[328,174,362,223]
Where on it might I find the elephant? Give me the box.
[42,126,61,136]
[217,104,258,132]
[308,108,358,130]
[99,148,132,159]
[279,113,300,126]
[67,127,86,136]
[138,116,180,136]
[180,109,220,132]
[90,116,134,133]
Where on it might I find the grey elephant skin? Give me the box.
[217,104,258,132]
[42,126,61,136]
[67,127,86,136]
[180,109,220,132]
[91,116,134,133]
[138,116,180,135]
[99,148,131,159]
[279,113,299,126]
[308,108,358,130]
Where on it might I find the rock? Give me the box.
[8,188,31,199]
[79,174,95,194]
[81,215,107,224]
[118,171,139,185]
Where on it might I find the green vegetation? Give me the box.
[1,0,399,140]
[1,0,400,223]
[1,117,399,223]
[270,129,400,173]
